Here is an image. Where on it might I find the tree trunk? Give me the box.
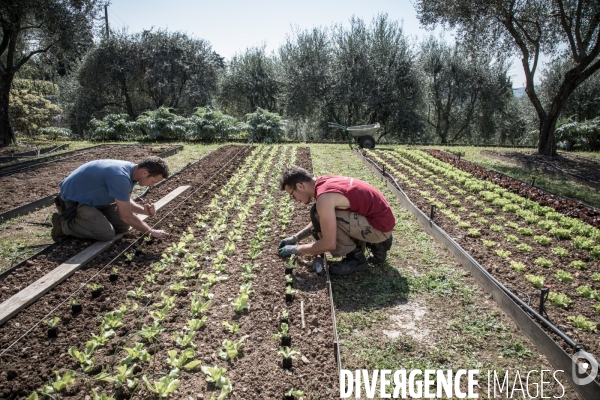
[538,117,557,156]
[0,75,16,147]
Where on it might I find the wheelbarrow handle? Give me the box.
[327,122,347,131]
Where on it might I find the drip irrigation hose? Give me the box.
[0,146,250,358]
[359,150,594,360]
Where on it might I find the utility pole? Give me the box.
[104,4,109,38]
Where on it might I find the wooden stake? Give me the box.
[301,300,305,329]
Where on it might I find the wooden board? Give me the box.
[0,185,189,326]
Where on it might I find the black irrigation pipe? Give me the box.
[358,149,600,398]
[0,144,70,164]
[0,146,249,358]
[0,145,184,223]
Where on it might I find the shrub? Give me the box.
[245,108,285,143]
[535,257,553,268]
[90,114,137,141]
[136,107,187,140]
[186,107,246,141]
[38,127,72,140]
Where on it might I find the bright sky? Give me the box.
[107,0,532,87]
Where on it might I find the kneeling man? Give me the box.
[278,166,395,275]
[51,156,170,242]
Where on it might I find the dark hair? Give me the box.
[138,156,169,178]
[279,166,313,190]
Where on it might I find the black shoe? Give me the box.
[51,213,64,242]
[329,248,369,275]
[367,235,393,264]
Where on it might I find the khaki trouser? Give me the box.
[61,201,130,241]
[315,210,392,257]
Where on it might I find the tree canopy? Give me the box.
[415,0,600,155]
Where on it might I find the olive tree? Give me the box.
[0,0,100,146]
[415,0,600,155]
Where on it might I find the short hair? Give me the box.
[279,166,313,190]
[138,156,169,178]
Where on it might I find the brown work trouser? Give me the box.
[315,210,392,257]
[60,201,130,241]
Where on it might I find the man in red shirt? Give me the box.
[278,166,395,275]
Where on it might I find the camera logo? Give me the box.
[572,350,598,385]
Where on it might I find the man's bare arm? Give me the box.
[295,222,314,241]
[116,200,168,238]
[296,194,337,255]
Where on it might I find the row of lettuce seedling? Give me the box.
[370,148,600,333]
[28,146,274,399]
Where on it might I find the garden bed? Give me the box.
[369,148,600,367]
[0,145,337,399]
[0,145,180,215]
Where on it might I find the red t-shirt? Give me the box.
[314,175,396,232]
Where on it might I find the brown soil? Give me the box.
[0,145,338,399]
[373,150,600,366]
[0,145,177,214]
[482,150,600,183]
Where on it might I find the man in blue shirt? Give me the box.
[51,156,170,242]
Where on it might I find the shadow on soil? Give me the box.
[331,261,410,313]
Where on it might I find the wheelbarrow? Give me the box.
[328,122,380,149]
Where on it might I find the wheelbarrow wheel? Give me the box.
[359,135,375,149]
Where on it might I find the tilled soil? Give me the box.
[372,150,600,370]
[0,145,178,214]
[0,145,338,399]
[0,146,247,303]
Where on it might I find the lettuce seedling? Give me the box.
[188,316,208,331]
[127,286,145,299]
[495,249,511,259]
[154,291,177,309]
[534,257,553,268]
[555,270,573,283]
[173,330,196,349]
[231,294,249,313]
[592,273,600,282]
[240,263,257,279]
[285,275,293,284]
[509,261,525,272]
[201,273,228,286]
[240,282,254,296]
[121,342,150,365]
[278,346,300,360]
[143,374,180,398]
[273,323,290,340]
[551,247,569,257]
[40,370,75,395]
[516,244,532,252]
[547,292,571,308]
[144,273,157,284]
[569,260,587,270]
[87,283,103,291]
[92,389,115,400]
[170,281,187,294]
[201,365,228,387]
[88,327,115,347]
[166,241,188,256]
[152,262,168,272]
[44,317,60,329]
[199,283,214,299]
[96,364,138,389]
[504,234,519,243]
[534,235,552,246]
[102,310,124,330]
[525,274,544,289]
[167,349,201,370]
[222,321,239,334]
[177,268,196,279]
[150,306,170,325]
[576,285,599,299]
[481,239,496,247]
[69,346,95,373]
[139,325,163,342]
[568,315,597,332]
[218,336,247,360]
[285,388,305,399]
[285,286,298,295]
[190,296,211,317]
[224,241,236,255]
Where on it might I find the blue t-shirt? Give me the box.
[59,160,136,206]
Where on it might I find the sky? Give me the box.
[106,0,534,87]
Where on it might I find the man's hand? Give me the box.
[150,229,169,238]
[278,245,298,257]
[143,203,156,216]
[278,236,298,248]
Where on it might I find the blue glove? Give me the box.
[279,245,298,257]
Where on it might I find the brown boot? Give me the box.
[51,213,64,242]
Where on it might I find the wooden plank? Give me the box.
[0,185,190,326]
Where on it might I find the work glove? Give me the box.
[278,245,299,257]
[278,236,298,249]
